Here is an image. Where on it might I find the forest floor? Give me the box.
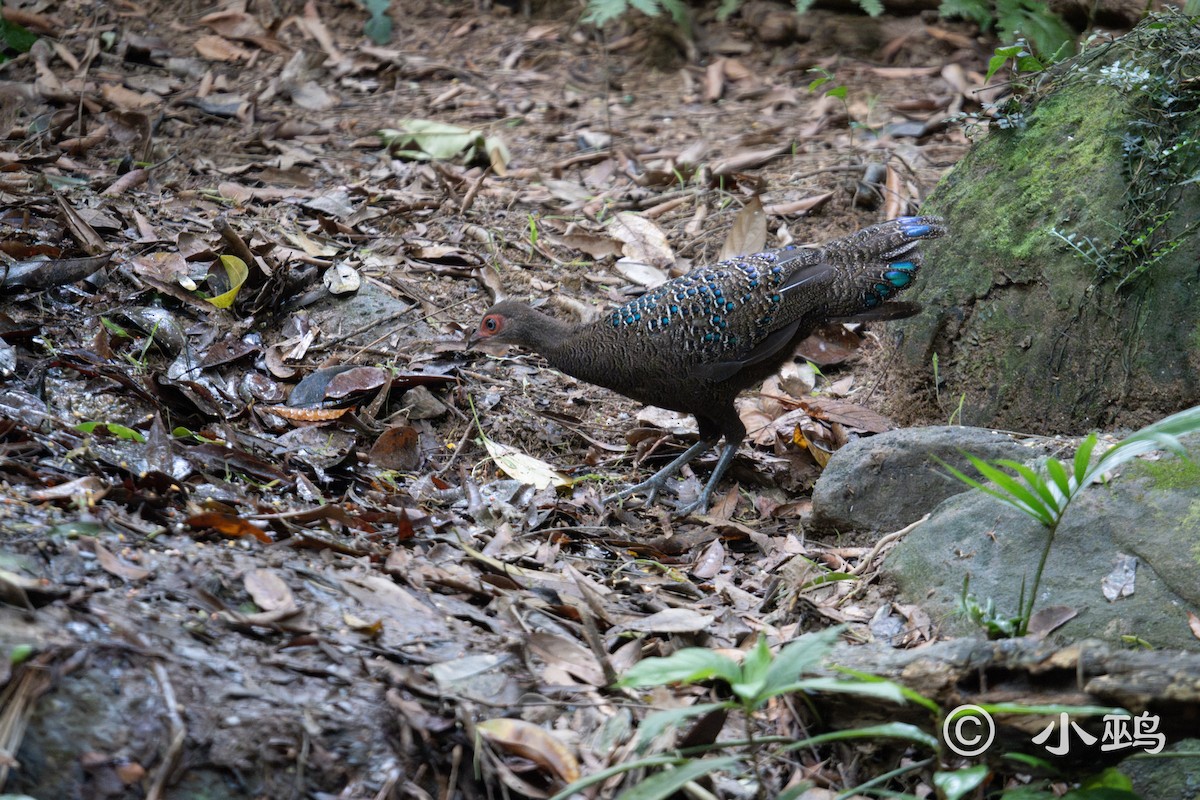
[0,0,1038,796]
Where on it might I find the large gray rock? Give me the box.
[885,440,1200,650]
[811,426,1060,533]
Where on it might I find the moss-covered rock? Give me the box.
[885,11,1200,434]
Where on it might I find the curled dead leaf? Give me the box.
[84,539,152,582]
[244,568,296,612]
[476,718,580,784]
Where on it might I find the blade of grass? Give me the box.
[1043,457,1073,504]
[1073,433,1098,485]
[994,458,1066,515]
[969,458,1057,525]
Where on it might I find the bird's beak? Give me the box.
[465,329,481,351]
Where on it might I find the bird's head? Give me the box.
[466,301,539,351]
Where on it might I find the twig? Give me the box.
[460,166,491,214]
[435,422,475,477]
[145,660,186,800]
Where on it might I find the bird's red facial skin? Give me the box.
[477,314,503,340]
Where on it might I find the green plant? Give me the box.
[951,40,1045,135]
[940,404,1200,637]
[583,0,883,30]
[932,353,941,402]
[796,0,882,15]
[806,67,847,105]
[0,16,37,64]
[363,0,392,45]
[527,213,540,256]
[550,628,1138,799]
[960,574,1025,638]
[584,0,692,28]
[1050,11,1199,289]
[807,67,862,143]
[550,628,928,799]
[939,0,1075,62]
[101,316,162,372]
[1050,216,1184,290]
[948,393,966,425]
[74,421,147,443]
[984,40,1046,83]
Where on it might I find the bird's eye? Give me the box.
[484,317,498,332]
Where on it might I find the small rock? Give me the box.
[401,385,448,420]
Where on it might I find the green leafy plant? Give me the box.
[932,353,941,402]
[363,0,392,45]
[806,67,847,105]
[550,628,928,799]
[583,0,691,28]
[807,67,859,143]
[948,393,966,425]
[960,575,1025,638]
[951,40,1044,135]
[939,0,1075,62]
[1053,206,1185,291]
[527,213,540,256]
[549,628,1138,798]
[74,421,147,443]
[1050,18,1199,289]
[984,40,1046,83]
[941,404,1200,636]
[1034,12,1199,289]
[796,0,883,15]
[583,0,883,30]
[0,17,37,64]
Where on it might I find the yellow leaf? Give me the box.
[477,718,580,784]
[482,438,570,490]
[207,254,248,308]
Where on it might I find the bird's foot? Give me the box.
[602,475,667,508]
[671,442,739,518]
[605,481,706,518]
[602,438,713,510]
[670,496,706,518]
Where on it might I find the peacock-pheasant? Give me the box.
[467,215,946,514]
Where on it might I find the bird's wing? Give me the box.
[692,317,804,383]
[690,261,921,383]
[690,257,830,383]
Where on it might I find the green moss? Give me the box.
[892,12,1200,434]
[925,80,1129,291]
[1182,501,1200,535]
[1126,455,1200,492]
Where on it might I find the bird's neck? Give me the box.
[513,309,583,368]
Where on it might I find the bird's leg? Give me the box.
[672,440,739,517]
[603,437,715,507]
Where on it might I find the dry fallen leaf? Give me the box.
[527,632,606,686]
[244,568,296,612]
[477,718,580,784]
[720,194,767,261]
[86,539,152,582]
[606,211,674,270]
[614,607,715,634]
[704,59,725,102]
[28,476,108,503]
[194,34,253,61]
[482,437,571,490]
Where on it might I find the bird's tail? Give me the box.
[823,215,947,310]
